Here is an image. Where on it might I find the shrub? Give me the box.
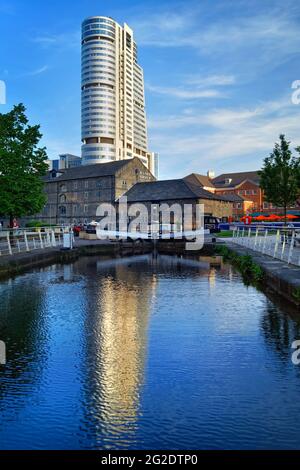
[216,245,264,284]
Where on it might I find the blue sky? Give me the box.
[1,0,300,179]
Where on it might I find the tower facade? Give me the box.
[81,16,154,172]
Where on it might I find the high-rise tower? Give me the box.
[81,16,154,172]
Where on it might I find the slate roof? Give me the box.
[43,159,133,182]
[123,179,230,202]
[184,173,216,188]
[218,193,246,202]
[212,171,260,188]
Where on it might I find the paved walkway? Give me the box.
[218,235,300,267]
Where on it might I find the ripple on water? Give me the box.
[0,255,300,449]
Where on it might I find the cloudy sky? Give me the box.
[1,0,300,178]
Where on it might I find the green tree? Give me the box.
[0,104,48,226]
[259,134,300,223]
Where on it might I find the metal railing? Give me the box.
[0,227,72,257]
[232,226,300,266]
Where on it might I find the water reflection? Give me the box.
[0,278,47,415]
[72,256,154,448]
[261,301,300,363]
[1,255,300,449]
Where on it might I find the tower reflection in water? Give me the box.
[79,256,156,448]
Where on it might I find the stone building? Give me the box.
[122,179,233,231]
[33,157,155,225]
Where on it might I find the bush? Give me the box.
[216,245,264,284]
[25,220,53,228]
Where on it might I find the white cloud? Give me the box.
[146,84,224,99]
[149,96,300,177]
[146,74,235,100]
[185,75,236,87]
[24,65,49,77]
[32,31,80,50]
[132,6,300,74]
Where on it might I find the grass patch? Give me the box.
[217,230,234,238]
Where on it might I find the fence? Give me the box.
[232,226,300,267]
[0,227,72,257]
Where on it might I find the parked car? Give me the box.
[204,216,220,233]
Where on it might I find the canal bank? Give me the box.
[218,241,300,309]
[0,238,218,280]
[1,236,300,310]
[0,240,153,280]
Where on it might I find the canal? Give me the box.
[0,254,300,450]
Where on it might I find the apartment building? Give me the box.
[81,16,155,173]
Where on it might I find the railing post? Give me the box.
[288,231,295,265]
[254,227,259,248]
[247,227,251,247]
[259,229,264,252]
[281,232,286,260]
[24,231,29,252]
[39,231,44,249]
[241,228,245,245]
[51,230,56,247]
[274,230,280,258]
[46,232,51,247]
[6,232,12,255]
[263,229,268,254]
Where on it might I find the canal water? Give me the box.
[0,254,300,450]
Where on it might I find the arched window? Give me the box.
[60,184,67,192]
[59,194,67,203]
[59,206,66,216]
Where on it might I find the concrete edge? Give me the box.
[224,241,300,308]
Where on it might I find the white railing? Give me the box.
[232,226,300,266]
[0,226,71,257]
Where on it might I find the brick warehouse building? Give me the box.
[31,157,155,226]
[184,170,300,219]
[212,171,262,214]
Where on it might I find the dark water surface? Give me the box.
[1,254,300,450]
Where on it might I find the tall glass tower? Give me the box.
[81,16,154,172]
